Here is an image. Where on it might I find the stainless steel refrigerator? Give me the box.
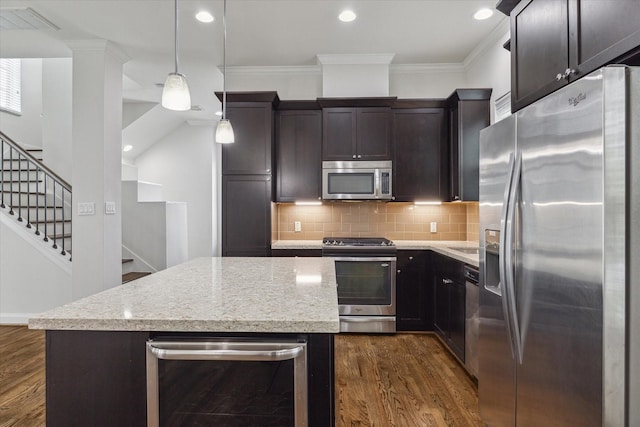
[478,65,640,426]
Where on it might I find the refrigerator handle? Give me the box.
[499,153,517,359]
[505,151,523,364]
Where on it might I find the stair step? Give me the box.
[122,272,151,284]
[122,258,133,264]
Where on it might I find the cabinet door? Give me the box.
[449,280,466,362]
[276,111,322,202]
[433,272,450,340]
[511,0,570,111]
[322,108,357,161]
[393,108,447,202]
[569,0,640,78]
[222,175,271,256]
[396,251,430,331]
[356,107,391,160]
[222,102,273,174]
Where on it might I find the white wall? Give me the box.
[464,19,511,123]
[0,209,72,324]
[0,58,43,147]
[42,58,73,182]
[390,65,468,98]
[134,123,215,259]
[227,66,322,100]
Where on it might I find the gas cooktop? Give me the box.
[321,237,395,247]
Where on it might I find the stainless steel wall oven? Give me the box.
[322,237,397,333]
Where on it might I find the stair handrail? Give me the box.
[1,130,72,259]
[0,131,71,191]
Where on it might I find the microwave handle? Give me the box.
[374,168,380,198]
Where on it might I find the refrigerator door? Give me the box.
[514,68,605,426]
[478,114,516,426]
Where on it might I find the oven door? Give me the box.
[333,256,396,315]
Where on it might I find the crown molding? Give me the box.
[224,65,321,75]
[316,53,395,65]
[463,17,510,69]
[390,63,465,74]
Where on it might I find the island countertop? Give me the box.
[29,257,340,333]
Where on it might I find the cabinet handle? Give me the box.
[555,72,564,81]
[409,256,413,260]
[352,155,357,159]
[397,269,401,274]
[266,169,271,173]
[357,155,362,159]
[563,68,576,79]
[442,278,453,285]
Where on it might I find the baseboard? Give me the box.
[0,313,35,325]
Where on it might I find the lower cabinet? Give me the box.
[396,250,432,331]
[222,175,272,256]
[432,252,466,361]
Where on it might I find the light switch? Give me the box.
[105,202,116,215]
[78,202,95,216]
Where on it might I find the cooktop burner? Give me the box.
[322,237,395,247]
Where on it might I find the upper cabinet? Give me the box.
[392,105,448,202]
[447,89,492,202]
[510,0,640,111]
[321,107,392,161]
[275,105,322,202]
[219,92,279,175]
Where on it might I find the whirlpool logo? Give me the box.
[568,93,586,107]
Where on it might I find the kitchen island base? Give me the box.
[46,330,334,427]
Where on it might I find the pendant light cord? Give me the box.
[222,0,227,120]
[174,0,179,74]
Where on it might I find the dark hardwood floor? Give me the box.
[0,326,481,427]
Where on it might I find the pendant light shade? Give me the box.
[215,119,235,144]
[162,0,191,111]
[162,73,191,111]
[215,0,235,143]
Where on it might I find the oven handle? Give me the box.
[147,341,305,362]
[330,256,397,262]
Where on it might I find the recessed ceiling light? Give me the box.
[473,8,494,20]
[195,10,214,23]
[338,10,356,22]
[123,145,133,152]
[215,111,223,116]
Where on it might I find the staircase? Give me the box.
[0,131,150,284]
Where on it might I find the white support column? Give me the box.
[69,40,129,300]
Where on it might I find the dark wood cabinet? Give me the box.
[219,92,279,257]
[275,110,322,202]
[322,107,391,161]
[222,175,272,256]
[432,252,466,362]
[396,250,432,331]
[510,0,640,111]
[447,89,491,202]
[222,102,274,175]
[392,108,448,202]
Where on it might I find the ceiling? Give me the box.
[0,0,506,157]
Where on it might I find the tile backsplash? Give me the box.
[275,201,480,242]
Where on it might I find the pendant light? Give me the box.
[215,0,235,143]
[162,0,191,111]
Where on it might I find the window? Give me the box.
[0,58,22,115]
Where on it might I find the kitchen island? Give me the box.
[29,257,340,427]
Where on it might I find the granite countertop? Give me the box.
[272,240,480,267]
[29,257,340,333]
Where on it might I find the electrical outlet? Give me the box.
[105,201,116,215]
[294,221,302,232]
[430,222,437,233]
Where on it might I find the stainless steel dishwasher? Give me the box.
[464,265,480,379]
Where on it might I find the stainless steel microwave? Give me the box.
[322,160,393,200]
